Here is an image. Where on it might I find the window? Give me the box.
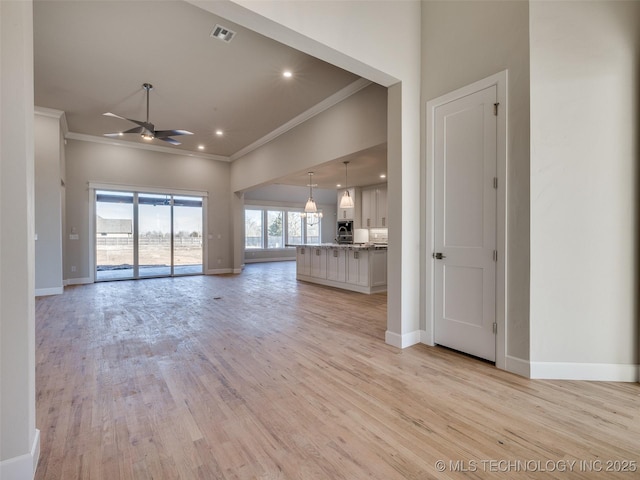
[267,210,284,248]
[287,211,303,245]
[245,209,263,249]
[244,207,320,249]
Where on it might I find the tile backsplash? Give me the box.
[369,228,388,243]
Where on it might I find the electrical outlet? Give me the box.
[71,266,77,273]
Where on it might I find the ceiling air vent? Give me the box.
[210,24,236,43]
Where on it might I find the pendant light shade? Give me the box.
[304,172,317,213]
[301,172,323,225]
[304,197,318,213]
[339,161,354,209]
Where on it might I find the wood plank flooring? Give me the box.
[35,262,639,479]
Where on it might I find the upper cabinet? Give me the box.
[361,185,388,228]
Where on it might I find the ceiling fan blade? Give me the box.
[103,112,146,128]
[158,137,182,146]
[154,129,194,138]
[122,126,145,134]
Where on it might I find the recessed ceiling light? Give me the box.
[215,130,223,136]
[283,70,293,78]
[336,184,342,188]
[380,174,387,179]
[198,145,205,150]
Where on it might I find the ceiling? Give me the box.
[33,0,387,190]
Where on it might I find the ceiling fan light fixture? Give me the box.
[103,82,192,146]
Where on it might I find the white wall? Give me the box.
[35,110,64,295]
[421,1,531,366]
[529,0,639,380]
[0,1,40,478]
[64,139,233,280]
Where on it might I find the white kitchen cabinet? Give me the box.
[310,247,327,279]
[295,245,386,294]
[361,185,388,228]
[327,247,346,282]
[347,249,369,287]
[370,249,387,287]
[296,246,311,276]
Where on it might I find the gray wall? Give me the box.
[422,0,531,363]
[35,111,64,294]
[64,139,232,281]
[0,0,38,476]
[529,0,640,376]
[231,84,388,193]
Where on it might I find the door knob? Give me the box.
[433,252,446,260]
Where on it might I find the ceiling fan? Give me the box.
[103,83,193,146]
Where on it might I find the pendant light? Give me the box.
[339,161,354,209]
[301,172,323,225]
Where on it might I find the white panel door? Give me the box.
[434,85,497,362]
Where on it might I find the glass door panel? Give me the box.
[138,193,172,277]
[173,196,203,275]
[96,190,134,281]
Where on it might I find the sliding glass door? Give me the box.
[95,189,204,281]
[138,193,172,278]
[96,191,134,281]
[173,196,204,275]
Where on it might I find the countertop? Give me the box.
[287,243,387,250]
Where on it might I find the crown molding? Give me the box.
[35,106,69,136]
[65,132,231,162]
[229,78,373,161]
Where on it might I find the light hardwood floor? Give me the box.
[36,262,639,479]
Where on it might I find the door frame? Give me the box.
[424,71,507,370]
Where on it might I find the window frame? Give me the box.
[243,205,321,250]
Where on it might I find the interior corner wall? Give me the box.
[64,140,232,280]
[421,0,531,364]
[529,0,639,380]
[0,0,39,477]
[35,113,64,294]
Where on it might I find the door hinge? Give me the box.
[493,177,498,189]
[493,322,497,334]
[493,102,499,116]
[493,250,498,262]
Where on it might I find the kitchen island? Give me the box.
[292,244,387,294]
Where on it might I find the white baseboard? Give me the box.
[385,329,421,349]
[64,277,92,286]
[530,361,639,382]
[35,286,63,296]
[244,257,295,264]
[206,268,234,275]
[505,355,530,378]
[419,329,434,346]
[0,429,39,480]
